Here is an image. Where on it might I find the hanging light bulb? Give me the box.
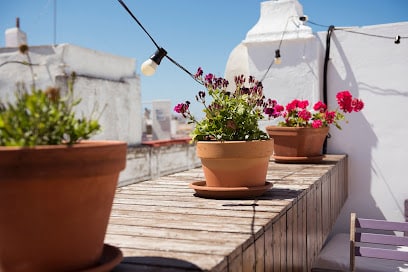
[141,47,167,76]
[274,49,281,65]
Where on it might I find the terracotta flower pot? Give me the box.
[0,141,127,272]
[265,126,329,163]
[196,140,273,188]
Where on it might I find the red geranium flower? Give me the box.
[273,90,364,129]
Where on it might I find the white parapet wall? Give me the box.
[0,43,203,185]
[119,142,201,187]
[0,43,142,145]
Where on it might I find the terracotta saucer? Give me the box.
[272,155,324,163]
[189,181,273,199]
[81,244,123,272]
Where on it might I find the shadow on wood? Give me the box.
[113,256,203,272]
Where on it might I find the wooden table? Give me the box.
[107,154,347,272]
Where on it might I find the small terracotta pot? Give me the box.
[0,141,127,272]
[196,140,273,188]
[265,126,329,162]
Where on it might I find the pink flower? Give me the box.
[286,99,299,111]
[174,67,285,141]
[313,101,327,112]
[194,67,203,78]
[275,90,364,129]
[325,111,336,124]
[312,119,323,128]
[336,90,353,113]
[275,104,284,113]
[174,102,189,114]
[298,109,311,121]
[298,100,309,109]
[352,98,364,112]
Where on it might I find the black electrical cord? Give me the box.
[308,19,407,42]
[308,20,331,29]
[322,25,335,154]
[117,0,159,50]
[336,28,407,42]
[323,25,335,105]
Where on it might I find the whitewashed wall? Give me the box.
[0,43,202,184]
[319,22,408,233]
[225,0,408,234]
[0,44,142,145]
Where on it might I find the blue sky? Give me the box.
[1,0,407,116]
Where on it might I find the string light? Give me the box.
[118,0,405,86]
[141,48,167,76]
[117,0,199,83]
[274,49,281,65]
[259,15,305,82]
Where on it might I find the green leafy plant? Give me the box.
[0,45,101,147]
[174,67,279,142]
[0,77,101,147]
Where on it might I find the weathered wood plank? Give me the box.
[306,183,317,270]
[105,155,347,272]
[291,201,300,272]
[321,174,331,240]
[108,216,265,235]
[272,219,280,272]
[242,242,255,272]
[300,195,307,272]
[272,214,287,272]
[109,210,272,228]
[315,180,323,254]
[255,234,265,272]
[264,225,274,271]
[286,206,294,272]
[229,253,243,272]
[106,224,248,243]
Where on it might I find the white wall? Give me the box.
[225,0,408,234]
[319,22,408,233]
[0,44,142,145]
[0,44,202,185]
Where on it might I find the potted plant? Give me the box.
[265,91,364,163]
[0,45,126,272]
[174,67,280,198]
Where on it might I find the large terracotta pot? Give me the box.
[265,126,329,163]
[0,141,127,272]
[196,140,273,188]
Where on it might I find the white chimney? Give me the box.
[5,17,27,47]
[244,0,312,43]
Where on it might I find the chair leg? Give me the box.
[349,213,356,272]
